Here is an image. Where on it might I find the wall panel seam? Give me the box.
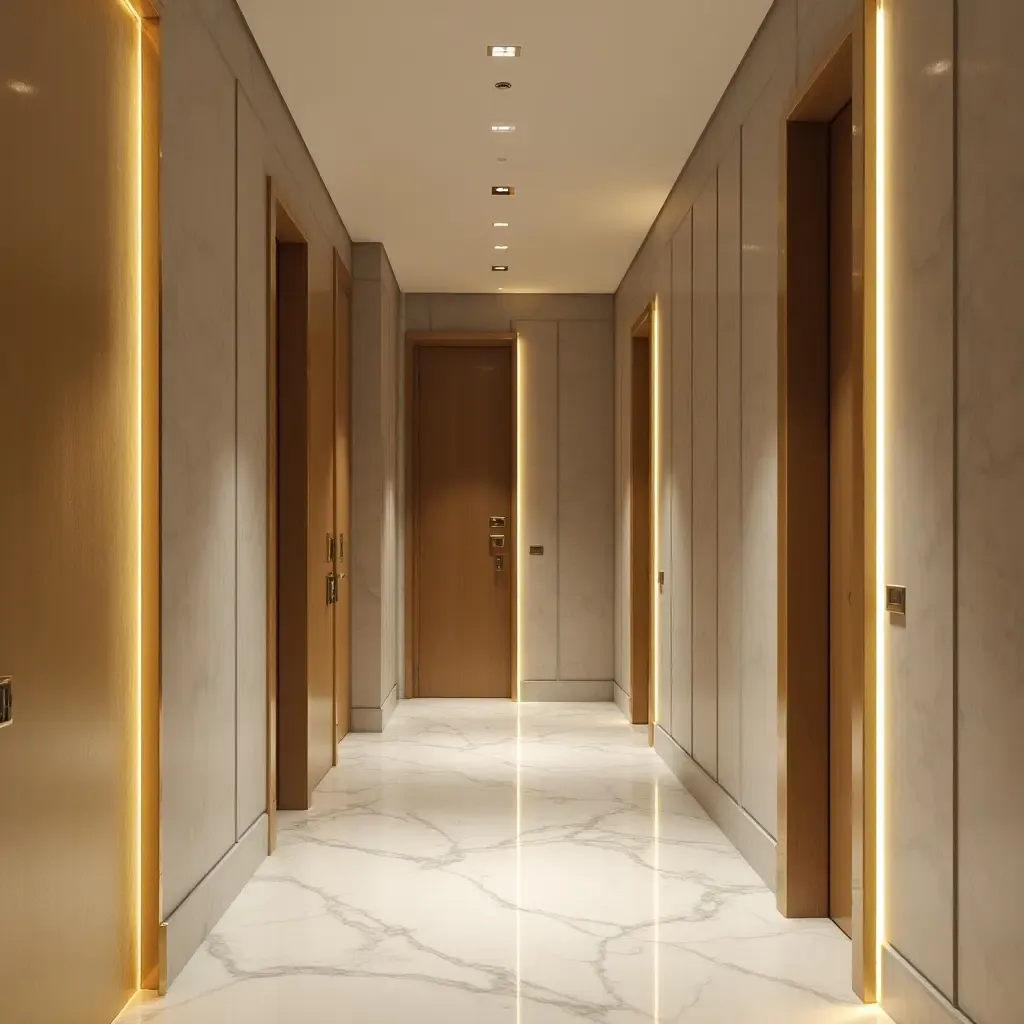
[233,77,240,837]
[951,0,960,1004]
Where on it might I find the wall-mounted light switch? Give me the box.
[885,585,906,616]
[0,677,12,729]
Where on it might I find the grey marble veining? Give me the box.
[124,701,887,1023]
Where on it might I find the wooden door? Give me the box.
[413,346,513,697]
[333,254,351,747]
[829,101,858,938]
[631,335,652,728]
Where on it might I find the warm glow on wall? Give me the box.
[117,0,145,997]
[875,0,888,993]
[516,334,523,703]
[652,299,661,727]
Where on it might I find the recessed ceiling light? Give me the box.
[492,265,509,272]
[488,46,521,57]
[494,81,512,90]
[491,125,516,133]
[494,245,509,250]
[6,79,37,96]
[491,186,514,196]
[493,222,509,228]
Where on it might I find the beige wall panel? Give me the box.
[654,250,674,729]
[559,322,615,681]
[796,0,856,85]
[515,321,560,683]
[692,173,720,777]
[740,66,790,840]
[616,1,793,285]
[305,229,338,796]
[235,87,269,837]
[670,215,695,752]
[884,0,956,999]
[159,0,356,982]
[351,264,385,711]
[422,293,511,332]
[189,0,352,267]
[161,2,240,913]
[0,2,141,1018]
[405,293,432,331]
[380,263,402,710]
[717,133,743,801]
[957,4,1024,1022]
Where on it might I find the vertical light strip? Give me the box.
[134,3,144,992]
[516,335,523,703]
[875,0,888,991]
[651,300,661,726]
[117,0,145,993]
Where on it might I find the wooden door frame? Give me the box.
[266,180,310,849]
[629,306,655,739]
[332,250,352,763]
[404,331,519,700]
[777,9,879,1001]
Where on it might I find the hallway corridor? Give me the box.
[126,702,887,1023]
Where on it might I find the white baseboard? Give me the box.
[351,683,399,733]
[520,679,614,702]
[159,813,268,992]
[654,725,777,892]
[612,681,630,719]
[882,946,973,1024]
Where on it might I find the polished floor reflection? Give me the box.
[126,701,890,1022]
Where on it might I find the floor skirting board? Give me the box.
[519,680,614,702]
[159,813,268,992]
[351,683,399,733]
[654,725,777,892]
[882,946,974,1024]
[612,681,630,720]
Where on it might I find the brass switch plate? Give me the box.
[0,677,12,729]
[529,545,544,556]
[489,516,507,529]
[885,585,907,615]
[489,534,506,550]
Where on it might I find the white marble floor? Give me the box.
[126,701,890,1023]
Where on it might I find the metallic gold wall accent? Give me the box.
[0,0,159,1018]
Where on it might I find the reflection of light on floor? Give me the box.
[516,702,522,1024]
[653,779,661,1021]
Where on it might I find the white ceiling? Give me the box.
[239,0,773,294]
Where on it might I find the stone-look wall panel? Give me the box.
[739,62,792,840]
[559,321,615,682]
[670,216,695,752]
[691,172,720,778]
[957,4,1024,1022]
[717,134,744,801]
[516,321,560,683]
[160,0,353,984]
[161,4,240,914]
[884,0,956,1001]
